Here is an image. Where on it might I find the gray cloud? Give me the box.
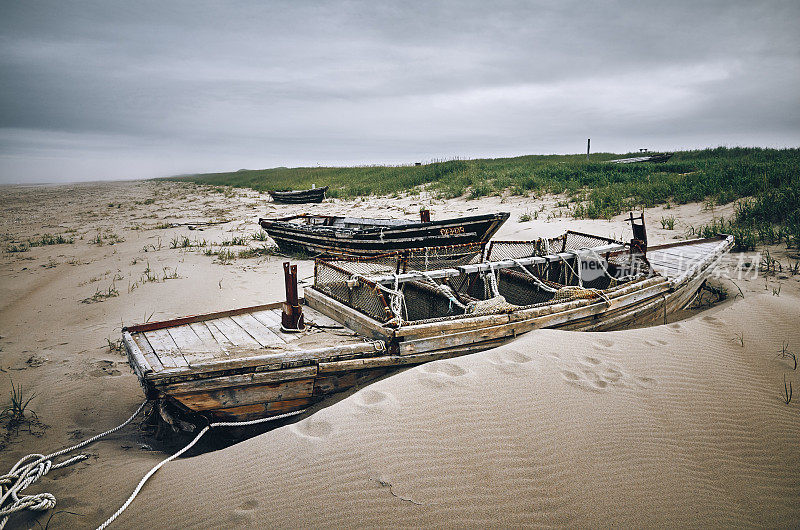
[1,0,798,183]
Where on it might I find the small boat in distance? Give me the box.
[607,153,673,164]
[268,185,328,203]
[258,211,510,257]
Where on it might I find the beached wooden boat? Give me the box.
[608,153,673,164]
[123,229,733,430]
[268,186,328,204]
[258,211,510,256]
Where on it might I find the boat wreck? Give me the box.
[258,210,510,257]
[268,185,328,204]
[607,153,673,164]
[123,222,734,430]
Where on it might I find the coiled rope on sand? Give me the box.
[0,400,147,529]
[0,400,306,529]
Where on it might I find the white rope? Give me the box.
[562,251,583,287]
[350,273,406,326]
[0,400,148,530]
[575,247,641,283]
[417,271,466,311]
[475,262,501,299]
[96,408,306,530]
[511,257,611,306]
[510,259,560,293]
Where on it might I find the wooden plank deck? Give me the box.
[132,305,367,372]
[648,239,725,280]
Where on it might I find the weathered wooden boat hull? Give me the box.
[268,186,328,204]
[608,153,673,164]
[258,212,510,256]
[124,235,733,426]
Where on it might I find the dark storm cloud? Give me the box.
[1,0,798,182]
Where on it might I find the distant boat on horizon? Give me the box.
[268,185,328,203]
[607,153,673,164]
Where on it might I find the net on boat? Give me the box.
[317,242,486,277]
[313,236,652,326]
[486,231,621,261]
[314,243,486,323]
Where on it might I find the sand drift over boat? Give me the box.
[268,185,328,203]
[259,210,510,257]
[123,219,734,430]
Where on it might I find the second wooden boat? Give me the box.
[258,211,510,256]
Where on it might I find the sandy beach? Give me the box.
[1,180,799,528]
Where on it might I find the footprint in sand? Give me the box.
[634,376,657,389]
[416,361,469,389]
[292,418,333,439]
[358,389,391,406]
[421,361,468,377]
[499,349,532,364]
[560,369,606,393]
[602,367,624,383]
[354,389,397,414]
[594,338,615,348]
[238,499,259,510]
[669,323,682,333]
[561,355,655,393]
[561,369,580,381]
[484,349,533,373]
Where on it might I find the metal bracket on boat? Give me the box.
[281,261,306,332]
[626,211,648,254]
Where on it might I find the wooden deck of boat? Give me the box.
[127,305,361,373]
[647,238,728,280]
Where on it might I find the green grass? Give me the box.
[5,233,75,252]
[81,283,120,303]
[2,377,36,424]
[168,146,800,248]
[220,236,248,246]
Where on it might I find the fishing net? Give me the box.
[486,231,620,261]
[313,235,652,326]
[314,243,486,323]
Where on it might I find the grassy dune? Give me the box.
[168,147,800,249]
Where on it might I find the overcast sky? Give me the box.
[1,1,798,184]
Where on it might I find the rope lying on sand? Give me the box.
[1,401,306,529]
[0,400,148,530]
[97,409,306,530]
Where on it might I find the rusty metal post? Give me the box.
[627,212,648,254]
[419,209,431,223]
[281,261,305,332]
